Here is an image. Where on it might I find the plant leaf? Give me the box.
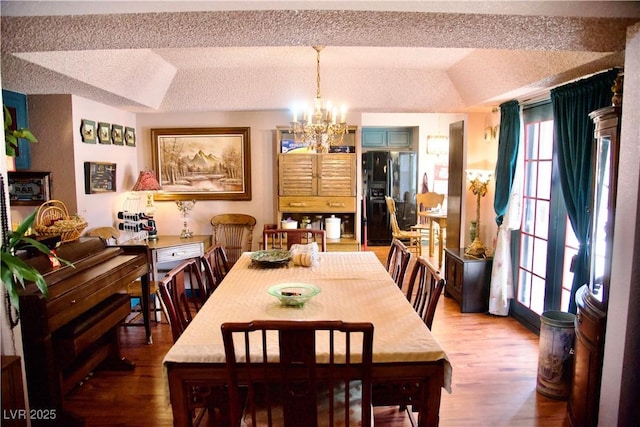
[20,236,74,268]
[7,210,37,250]
[1,251,49,309]
[13,128,38,143]
[3,105,13,129]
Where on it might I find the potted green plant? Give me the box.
[4,104,37,156]
[1,210,71,326]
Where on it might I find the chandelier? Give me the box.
[290,46,348,153]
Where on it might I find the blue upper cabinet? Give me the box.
[362,127,413,149]
[3,89,32,170]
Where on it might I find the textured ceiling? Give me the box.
[1,1,639,114]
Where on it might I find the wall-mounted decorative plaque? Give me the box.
[84,162,117,194]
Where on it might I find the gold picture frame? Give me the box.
[151,127,251,201]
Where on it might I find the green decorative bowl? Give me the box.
[268,283,321,307]
[250,249,291,268]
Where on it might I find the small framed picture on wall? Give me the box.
[111,124,124,145]
[98,122,111,144]
[81,119,96,143]
[124,127,136,147]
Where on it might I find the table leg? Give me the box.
[418,377,442,427]
[140,273,152,344]
[439,227,446,267]
[429,221,435,257]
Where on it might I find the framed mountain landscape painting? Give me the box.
[150,127,251,201]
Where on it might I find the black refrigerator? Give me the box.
[362,151,417,246]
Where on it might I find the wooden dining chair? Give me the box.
[262,228,328,252]
[210,213,256,267]
[404,255,446,329]
[385,196,422,255]
[158,258,207,343]
[200,244,229,295]
[386,238,411,289]
[415,192,445,224]
[221,319,374,427]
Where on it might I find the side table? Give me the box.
[444,248,493,313]
[119,235,212,342]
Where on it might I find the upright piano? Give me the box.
[18,237,149,426]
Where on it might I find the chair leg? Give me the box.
[155,291,169,323]
[406,406,418,427]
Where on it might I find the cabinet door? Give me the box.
[279,154,317,196]
[387,130,411,148]
[362,130,386,147]
[317,154,356,197]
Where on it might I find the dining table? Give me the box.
[163,251,452,427]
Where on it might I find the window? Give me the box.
[511,102,576,330]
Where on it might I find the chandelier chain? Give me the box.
[315,46,322,98]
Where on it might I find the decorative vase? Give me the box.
[469,220,477,242]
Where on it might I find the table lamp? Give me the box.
[131,170,162,239]
[465,169,493,257]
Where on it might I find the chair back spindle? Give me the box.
[386,238,411,288]
[404,256,446,329]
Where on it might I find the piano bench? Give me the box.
[54,293,132,367]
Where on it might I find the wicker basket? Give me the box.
[35,200,88,243]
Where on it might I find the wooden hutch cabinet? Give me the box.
[568,100,621,426]
[275,127,360,251]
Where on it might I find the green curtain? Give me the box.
[493,100,521,226]
[551,68,618,314]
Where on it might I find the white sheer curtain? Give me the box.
[489,116,524,316]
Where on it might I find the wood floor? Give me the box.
[63,246,570,426]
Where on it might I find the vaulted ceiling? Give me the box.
[2,1,639,114]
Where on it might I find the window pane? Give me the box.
[535,199,550,238]
[539,121,554,160]
[526,124,539,160]
[565,221,579,247]
[524,161,538,197]
[522,198,536,234]
[520,233,533,271]
[533,237,548,277]
[518,269,532,307]
[562,217,579,312]
[531,275,546,314]
[561,288,572,312]
[537,161,552,199]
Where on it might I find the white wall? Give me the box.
[599,22,640,427]
[9,95,139,232]
[71,95,138,229]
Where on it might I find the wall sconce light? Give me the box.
[465,169,493,257]
[426,134,449,156]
